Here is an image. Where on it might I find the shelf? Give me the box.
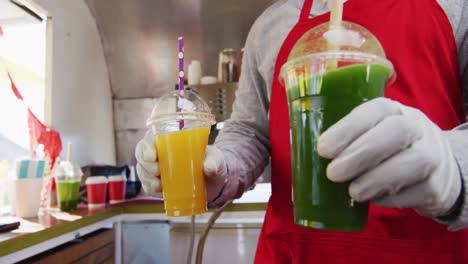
[189,82,238,90]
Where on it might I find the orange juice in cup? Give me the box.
[156,126,210,216]
[147,90,215,217]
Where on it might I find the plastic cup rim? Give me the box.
[146,112,215,128]
[279,51,395,85]
[55,176,81,181]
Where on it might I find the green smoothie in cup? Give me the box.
[288,63,391,231]
[280,21,395,231]
[56,180,80,211]
[55,161,83,212]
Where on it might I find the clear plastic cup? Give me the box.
[55,161,83,212]
[147,90,215,217]
[279,21,396,231]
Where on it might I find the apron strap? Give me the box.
[299,0,314,22]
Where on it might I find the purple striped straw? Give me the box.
[178,37,185,130]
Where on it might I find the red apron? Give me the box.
[256,0,468,263]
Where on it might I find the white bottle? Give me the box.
[188,60,202,86]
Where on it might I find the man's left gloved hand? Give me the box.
[317,98,462,218]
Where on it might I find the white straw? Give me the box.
[330,0,344,27]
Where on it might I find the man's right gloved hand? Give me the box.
[135,131,162,197]
[135,131,229,203]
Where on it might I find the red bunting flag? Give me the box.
[7,72,62,169]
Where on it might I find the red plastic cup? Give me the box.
[108,175,126,204]
[86,176,108,209]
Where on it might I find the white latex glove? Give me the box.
[135,131,162,197]
[317,98,462,217]
[135,131,228,203]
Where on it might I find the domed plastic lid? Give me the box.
[146,90,215,134]
[281,21,395,82]
[289,21,387,60]
[55,161,83,181]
